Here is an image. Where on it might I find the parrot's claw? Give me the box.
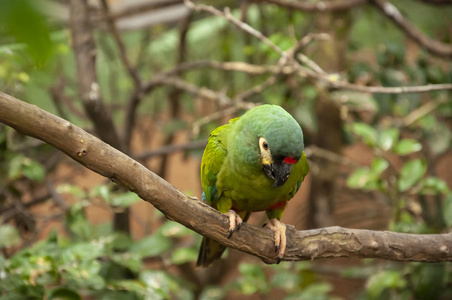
[264,218,287,263]
[226,210,243,238]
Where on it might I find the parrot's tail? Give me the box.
[196,237,226,267]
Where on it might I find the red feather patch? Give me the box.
[284,156,297,164]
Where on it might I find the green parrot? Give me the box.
[197,104,309,267]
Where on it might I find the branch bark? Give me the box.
[1,92,452,263]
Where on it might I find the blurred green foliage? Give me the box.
[0,0,54,65]
[1,0,452,299]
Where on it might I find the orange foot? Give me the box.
[226,210,243,238]
[264,218,287,263]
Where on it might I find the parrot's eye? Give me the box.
[259,137,270,152]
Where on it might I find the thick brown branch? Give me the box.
[1,92,452,263]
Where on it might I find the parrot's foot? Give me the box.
[264,218,287,264]
[226,210,243,238]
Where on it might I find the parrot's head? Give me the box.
[237,105,305,188]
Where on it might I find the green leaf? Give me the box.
[366,270,406,299]
[443,194,452,228]
[414,264,445,300]
[8,154,23,180]
[351,122,378,146]
[393,139,422,155]
[62,242,105,263]
[347,158,388,191]
[62,259,104,289]
[398,159,426,192]
[7,154,45,182]
[48,287,82,300]
[341,266,375,278]
[199,286,226,300]
[0,0,54,64]
[107,280,147,297]
[371,157,389,175]
[347,168,373,189]
[111,252,142,273]
[66,203,93,239]
[57,184,86,199]
[170,247,198,265]
[91,185,111,202]
[378,128,399,151]
[294,282,333,300]
[130,234,172,258]
[271,270,301,291]
[109,232,133,251]
[236,263,269,295]
[139,270,172,299]
[22,158,46,182]
[420,177,450,195]
[0,225,21,247]
[109,191,140,208]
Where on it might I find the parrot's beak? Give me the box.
[262,160,293,188]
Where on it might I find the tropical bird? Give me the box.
[197,104,309,267]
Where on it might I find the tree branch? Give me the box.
[100,0,142,87]
[415,0,452,4]
[183,1,452,94]
[1,92,452,264]
[250,0,366,12]
[69,0,124,151]
[371,0,452,57]
[70,0,130,233]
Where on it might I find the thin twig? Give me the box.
[403,97,448,126]
[104,0,184,21]
[143,75,233,105]
[297,53,329,76]
[134,140,207,160]
[184,0,289,59]
[100,0,142,87]
[159,12,193,178]
[292,33,331,54]
[192,102,258,136]
[184,1,452,94]
[305,145,362,168]
[371,0,452,57]
[69,0,124,151]
[100,0,146,150]
[251,0,366,12]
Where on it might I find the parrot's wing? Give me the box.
[197,117,240,267]
[200,117,239,205]
[291,151,310,198]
